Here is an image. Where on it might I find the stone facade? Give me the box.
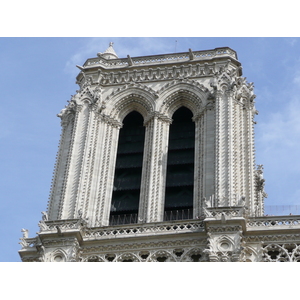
[19,43,300,262]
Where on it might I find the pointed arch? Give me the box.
[181,248,207,262]
[157,80,208,118]
[164,106,195,221]
[116,252,141,262]
[109,111,146,225]
[148,250,177,262]
[104,85,156,123]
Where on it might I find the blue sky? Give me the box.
[1,37,300,263]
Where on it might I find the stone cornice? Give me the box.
[76,50,241,87]
[82,47,239,70]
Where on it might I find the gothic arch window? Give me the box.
[109,111,145,225]
[164,106,195,221]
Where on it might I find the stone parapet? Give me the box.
[83,47,238,69]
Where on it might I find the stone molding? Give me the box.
[47,69,262,225]
[19,214,300,262]
[82,47,238,69]
[84,219,205,240]
[77,60,240,90]
[247,215,300,229]
[20,46,297,263]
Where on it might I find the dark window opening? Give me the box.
[268,250,280,260]
[122,259,134,262]
[105,254,116,262]
[174,249,184,257]
[109,111,145,225]
[164,107,195,221]
[140,251,150,260]
[157,256,168,262]
[191,254,202,262]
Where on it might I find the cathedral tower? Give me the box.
[20,44,300,262]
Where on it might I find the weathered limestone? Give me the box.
[19,44,300,262]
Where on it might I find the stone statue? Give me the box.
[21,228,28,238]
[42,211,48,221]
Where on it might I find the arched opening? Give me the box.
[109,111,145,225]
[164,107,195,221]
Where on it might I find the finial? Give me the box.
[97,42,118,59]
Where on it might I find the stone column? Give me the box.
[246,105,257,216]
[194,101,216,218]
[48,109,75,220]
[137,115,154,223]
[59,101,91,220]
[93,115,122,226]
[215,88,249,208]
[82,112,106,227]
[143,112,172,223]
[73,106,101,224]
[215,90,233,206]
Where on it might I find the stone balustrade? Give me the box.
[84,219,205,240]
[83,47,237,69]
[247,215,300,229]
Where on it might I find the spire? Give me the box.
[97,42,118,59]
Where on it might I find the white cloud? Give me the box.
[257,55,300,151]
[64,38,111,77]
[258,97,300,148]
[255,62,300,206]
[256,95,300,186]
[63,37,186,78]
[285,38,298,47]
[293,71,300,87]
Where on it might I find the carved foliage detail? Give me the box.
[212,69,256,111]
[262,243,300,262]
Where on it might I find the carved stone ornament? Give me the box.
[255,164,268,199]
[57,99,76,122]
[19,238,29,249]
[21,228,28,238]
[105,82,158,103]
[38,220,49,231]
[262,243,300,262]
[19,46,300,263]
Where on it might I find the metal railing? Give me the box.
[109,209,194,225]
[109,213,138,226]
[264,205,300,216]
[164,208,193,221]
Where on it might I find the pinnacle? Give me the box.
[97,42,118,59]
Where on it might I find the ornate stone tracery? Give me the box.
[262,243,300,262]
[19,44,300,263]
